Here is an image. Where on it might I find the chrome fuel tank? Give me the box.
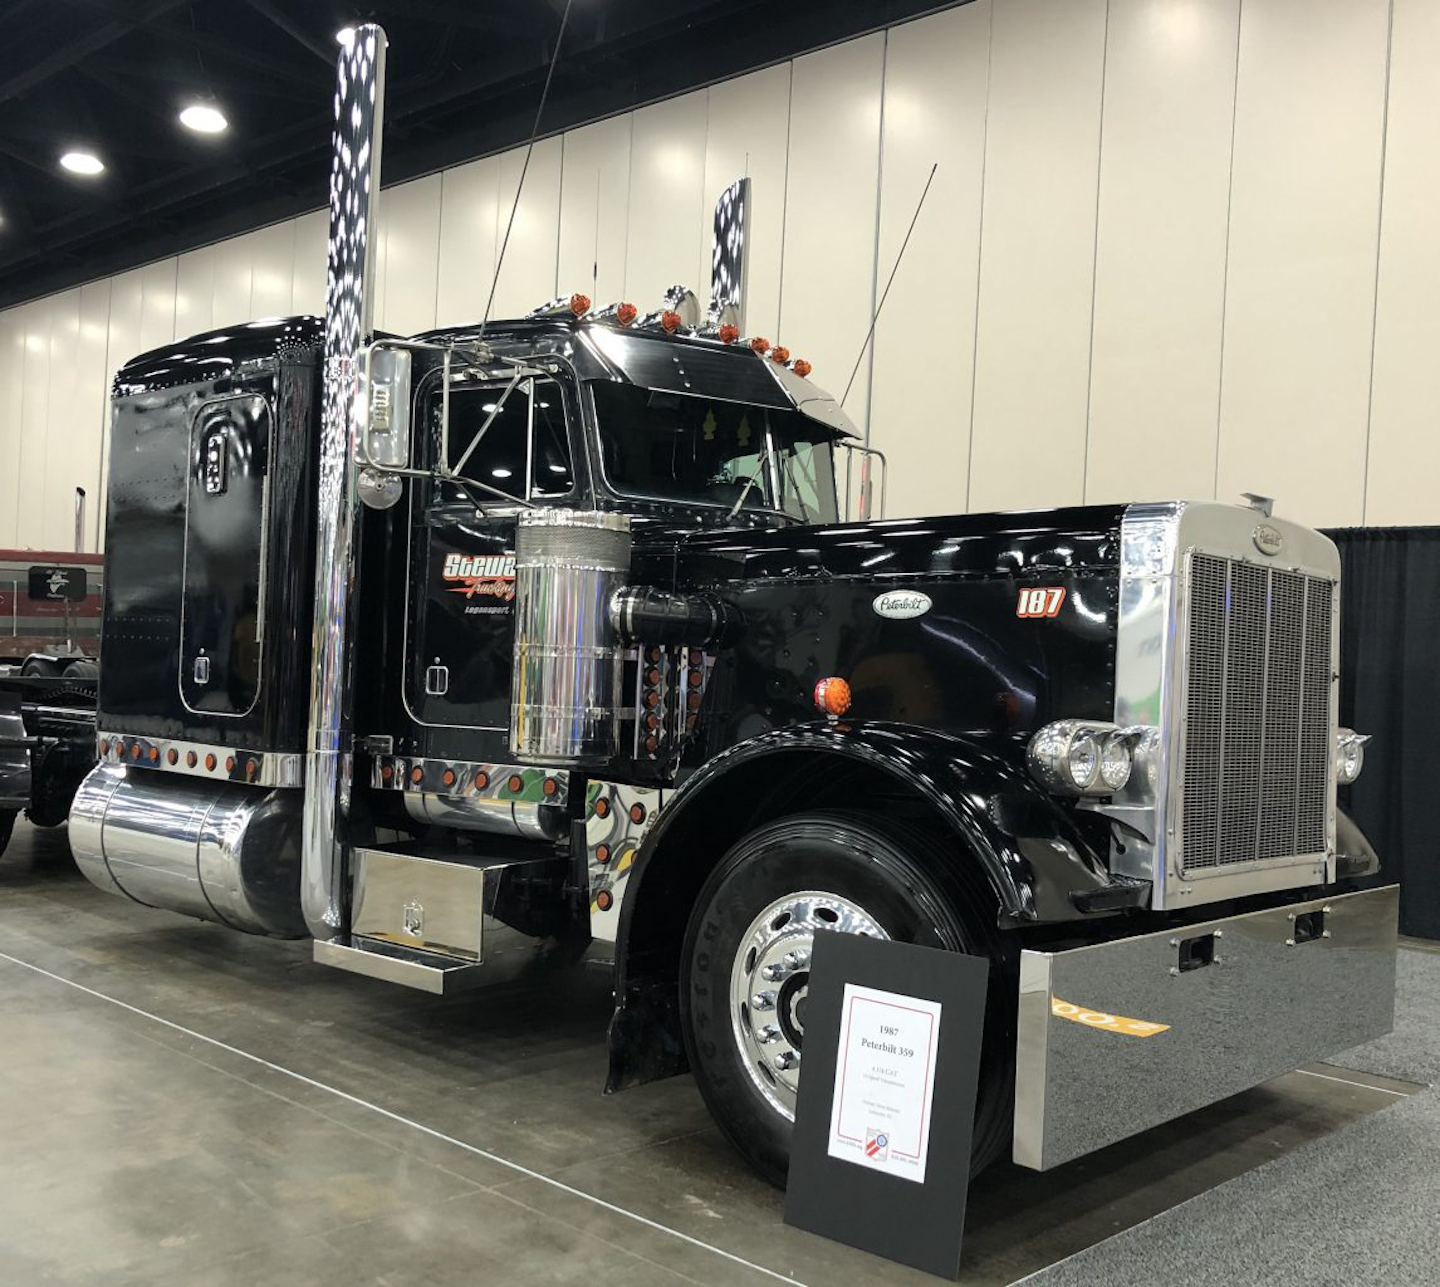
[70,763,307,938]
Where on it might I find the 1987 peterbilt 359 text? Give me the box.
[70,26,1397,1185]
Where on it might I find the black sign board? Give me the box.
[784,933,988,1280]
[27,566,87,602]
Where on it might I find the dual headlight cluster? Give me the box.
[1029,720,1370,797]
[1028,721,1141,797]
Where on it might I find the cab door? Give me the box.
[404,375,577,730]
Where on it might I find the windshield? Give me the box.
[590,383,839,523]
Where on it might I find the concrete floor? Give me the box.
[0,818,1419,1287]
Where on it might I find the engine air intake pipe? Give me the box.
[608,586,743,649]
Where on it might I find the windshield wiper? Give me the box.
[726,467,764,520]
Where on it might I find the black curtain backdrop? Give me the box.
[1326,526,1440,940]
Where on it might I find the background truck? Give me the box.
[66,25,1396,1186]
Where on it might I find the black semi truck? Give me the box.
[68,26,1396,1184]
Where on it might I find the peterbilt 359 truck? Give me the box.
[69,26,1397,1185]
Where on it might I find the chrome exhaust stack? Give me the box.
[301,24,389,941]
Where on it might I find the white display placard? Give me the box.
[826,982,942,1184]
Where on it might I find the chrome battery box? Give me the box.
[1014,884,1398,1170]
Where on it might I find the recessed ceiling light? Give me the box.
[336,25,356,45]
[60,151,105,176]
[179,103,228,134]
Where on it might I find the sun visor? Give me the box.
[579,326,858,439]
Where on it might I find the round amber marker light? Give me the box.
[596,890,613,911]
[166,749,178,765]
[474,770,490,790]
[594,797,610,818]
[204,754,217,771]
[629,803,646,824]
[508,774,523,792]
[186,751,197,768]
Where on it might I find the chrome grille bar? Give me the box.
[1182,553,1332,872]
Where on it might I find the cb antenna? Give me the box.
[840,162,938,406]
[480,0,575,339]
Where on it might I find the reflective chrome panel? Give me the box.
[367,755,568,842]
[1107,502,1340,909]
[70,762,307,938]
[708,177,749,331]
[583,779,667,942]
[1013,884,1398,1171]
[96,732,303,788]
[303,23,388,941]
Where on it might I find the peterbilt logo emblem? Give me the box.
[1252,525,1284,557]
[402,900,424,938]
[873,590,932,620]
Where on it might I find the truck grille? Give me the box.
[1181,554,1332,871]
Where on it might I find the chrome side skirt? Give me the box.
[1013,884,1398,1170]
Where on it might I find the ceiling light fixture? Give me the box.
[60,151,105,176]
[336,25,356,45]
[179,103,228,134]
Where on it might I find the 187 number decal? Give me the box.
[1017,586,1066,618]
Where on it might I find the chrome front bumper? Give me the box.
[1013,884,1399,1170]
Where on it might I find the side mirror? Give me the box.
[358,344,411,509]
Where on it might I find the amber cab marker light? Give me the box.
[596,844,611,864]
[749,336,770,354]
[629,803,647,824]
[166,749,178,765]
[660,309,682,335]
[474,769,490,790]
[569,292,592,317]
[616,301,638,326]
[543,777,559,797]
[718,323,740,344]
[814,676,852,718]
[792,358,812,378]
[594,796,610,818]
[508,773,524,793]
[770,346,791,364]
[596,890,614,911]
[204,753,217,771]
[186,751,197,768]
[442,769,456,787]
[225,756,236,773]
[131,743,142,760]
[148,747,160,762]
[410,766,424,784]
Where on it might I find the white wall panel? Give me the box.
[0,313,23,545]
[779,36,885,432]
[138,259,177,354]
[968,0,1108,513]
[626,90,709,312]
[292,209,329,316]
[702,63,792,340]
[17,303,53,546]
[99,270,145,541]
[435,156,500,328]
[41,290,82,549]
[249,220,297,319]
[378,175,442,335]
[1215,0,1389,527]
[175,244,217,339]
[1364,0,1440,525]
[1086,0,1240,507]
[491,138,562,319]
[868,4,990,518]
[211,234,254,330]
[558,115,632,308]
[74,281,112,551]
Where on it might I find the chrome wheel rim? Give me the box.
[728,890,889,1120]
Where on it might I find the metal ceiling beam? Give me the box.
[242,0,335,65]
[0,0,191,105]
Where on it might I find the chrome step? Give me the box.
[314,935,488,994]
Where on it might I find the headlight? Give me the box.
[1029,721,1139,797]
[1335,728,1368,785]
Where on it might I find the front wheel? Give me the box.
[680,811,1014,1187]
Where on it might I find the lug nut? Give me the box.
[783,949,810,970]
[757,1025,782,1044]
[761,963,787,982]
[773,1051,800,1071]
[751,991,776,1011]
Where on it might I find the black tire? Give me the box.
[63,659,98,679]
[680,810,1015,1188]
[0,810,14,859]
[20,656,62,677]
